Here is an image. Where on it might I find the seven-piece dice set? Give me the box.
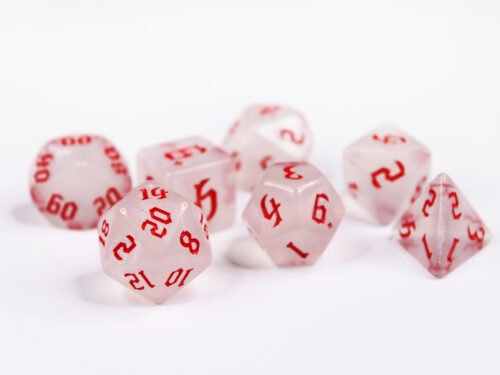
[29,105,491,304]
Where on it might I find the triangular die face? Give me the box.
[394,174,491,278]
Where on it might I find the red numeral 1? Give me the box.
[286,242,309,259]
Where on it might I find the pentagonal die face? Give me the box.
[223,104,313,191]
[137,136,236,233]
[243,162,345,267]
[30,134,132,230]
[393,174,491,278]
[344,124,431,225]
[98,181,212,304]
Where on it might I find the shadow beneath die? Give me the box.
[225,236,274,270]
[11,202,49,227]
[75,271,152,307]
[75,262,240,307]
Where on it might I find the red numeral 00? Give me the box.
[46,194,78,221]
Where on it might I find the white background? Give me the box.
[1,1,499,374]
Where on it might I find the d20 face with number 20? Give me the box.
[98,181,212,304]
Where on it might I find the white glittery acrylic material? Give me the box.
[98,181,212,304]
[243,162,345,267]
[344,124,432,225]
[30,134,132,230]
[137,136,237,233]
[223,104,313,191]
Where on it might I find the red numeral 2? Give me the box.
[113,235,137,261]
[371,161,405,189]
[280,129,305,144]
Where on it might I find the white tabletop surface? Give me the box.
[1,1,499,374]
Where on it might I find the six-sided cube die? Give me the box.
[137,136,237,233]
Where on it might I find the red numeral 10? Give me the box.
[46,194,78,221]
[165,268,193,287]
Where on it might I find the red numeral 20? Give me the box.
[93,187,123,216]
[141,207,172,239]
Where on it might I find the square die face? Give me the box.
[138,136,228,172]
[137,137,237,232]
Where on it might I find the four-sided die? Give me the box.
[223,104,313,191]
[30,134,132,230]
[393,174,491,278]
[98,181,212,304]
[243,162,345,267]
[136,136,237,233]
[344,124,432,225]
